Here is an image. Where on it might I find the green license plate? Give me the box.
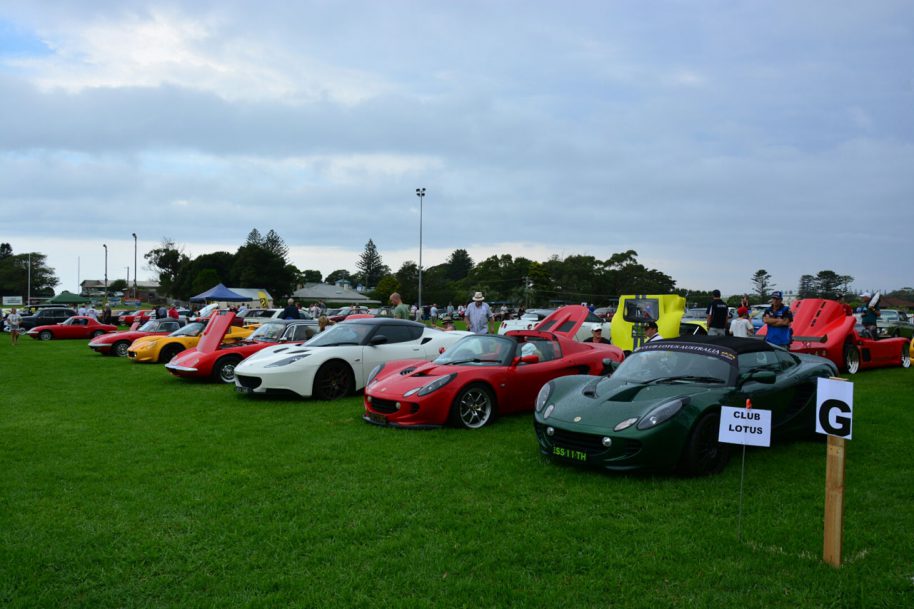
[552,445,588,462]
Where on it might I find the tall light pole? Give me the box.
[126,266,130,294]
[416,187,426,318]
[103,244,108,305]
[132,233,138,301]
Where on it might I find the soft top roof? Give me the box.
[341,318,426,328]
[659,335,776,354]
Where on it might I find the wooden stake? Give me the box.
[823,434,846,567]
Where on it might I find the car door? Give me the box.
[735,349,805,437]
[360,324,427,386]
[502,337,575,413]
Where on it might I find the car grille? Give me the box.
[551,428,642,458]
[235,375,262,389]
[370,398,400,414]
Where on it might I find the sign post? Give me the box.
[816,377,853,568]
[719,400,771,541]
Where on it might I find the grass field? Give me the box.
[1,336,912,608]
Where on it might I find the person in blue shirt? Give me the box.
[762,291,793,347]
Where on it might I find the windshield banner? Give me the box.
[637,341,737,364]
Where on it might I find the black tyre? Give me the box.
[449,384,495,430]
[159,344,184,363]
[313,361,354,400]
[213,356,242,384]
[38,330,52,341]
[681,411,731,476]
[844,343,860,374]
[902,343,910,369]
[113,341,131,357]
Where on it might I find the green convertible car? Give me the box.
[533,336,838,476]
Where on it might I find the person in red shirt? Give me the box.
[167,305,179,319]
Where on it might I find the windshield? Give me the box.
[609,349,733,386]
[249,322,287,341]
[305,322,373,346]
[171,322,205,337]
[434,335,515,365]
[881,310,899,321]
[138,320,159,332]
[682,308,706,319]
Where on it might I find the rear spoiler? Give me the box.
[792,335,827,343]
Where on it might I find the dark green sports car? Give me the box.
[533,336,838,476]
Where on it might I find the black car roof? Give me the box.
[344,318,425,328]
[661,335,776,354]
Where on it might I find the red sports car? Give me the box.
[363,306,624,429]
[88,317,186,356]
[166,317,319,383]
[760,298,910,373]
[119,309,155,325]
[27,316,118,341]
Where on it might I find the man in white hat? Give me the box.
[465,291,494,334]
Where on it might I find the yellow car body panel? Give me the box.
[128,324,253,363]
[610,294,686,352]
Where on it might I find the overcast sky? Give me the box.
[2,1,912,299]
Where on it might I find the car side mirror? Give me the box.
[739,369,776,386]
[602,358,620,375]
[369,335,388,346]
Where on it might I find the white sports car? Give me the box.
[233,318,470,400]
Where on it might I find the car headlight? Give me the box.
[406,373,456,397]
[636,399,685,430]
[535,382,553,412]
[614,417,639,432]
[367,364,384,386]
[265,354,310,367]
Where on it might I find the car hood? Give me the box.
[546,381,718,427]
[533,305,591,339]
[195,311,237,353]
[235,343,332,371]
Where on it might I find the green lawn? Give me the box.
[1,337,912,608]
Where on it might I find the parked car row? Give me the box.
[22,298,912,478]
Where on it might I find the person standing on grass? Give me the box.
[389,292,410,320]
[706,289,729,337]
[465,292,494,335]
[763,291,793,347]
[730,307,755,337]
[7,307,22,345]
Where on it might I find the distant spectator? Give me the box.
[740,294,750,310]
[859,292,880,338]
[86,305,98,320]
[730,308,754,337]
[430,304,439,322]
[706,290,729,337]
[446,303,454,318]
[643,321,664,343]
[582,326,611,344]
[390,292,411,320]
[77,304,87,317]
[237,304,248,317]
[318,315,333,332]
[762,291,793,347]
[465,292,494,335]
[7,307,22,345]
[155,304,167,319]
[168,305,179,319]
[281,298,301,320]
[102,304,113,324]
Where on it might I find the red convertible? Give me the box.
[165,316,319,383]
[363,306,624,429]
[88,317,186,356]
[27,316,118,341]
[761,298,910,373]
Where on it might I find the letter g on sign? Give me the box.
[817,399,852,439]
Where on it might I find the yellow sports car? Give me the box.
[610,294,686,352]
[128,320,253,363]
